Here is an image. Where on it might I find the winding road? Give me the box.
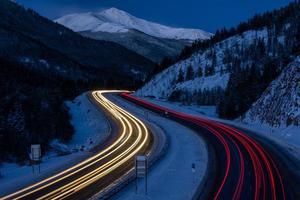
[2,91,153,200]
[2,90,298,200]
[121,92,294,200]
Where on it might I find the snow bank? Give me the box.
[64,92,110,151]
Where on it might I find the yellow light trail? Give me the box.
[2,90,151,200]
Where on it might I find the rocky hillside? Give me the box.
[243,57,300,127]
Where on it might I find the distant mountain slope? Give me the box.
[80,29,188,63]
[55,8,212,40]
[243,57,300,127]
[0,1,155,82]
[55,8,212,62]
[137,1,300,120]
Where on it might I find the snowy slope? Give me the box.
[136,29,270,99]
[63,93,110,151]
[243,57,300,127]
[55,8,212,40]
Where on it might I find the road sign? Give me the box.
[30,144,41,174]
[136,156,147,177]
[31,144,41,161]
[135,155,148,195]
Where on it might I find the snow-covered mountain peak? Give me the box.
[99,7,130,18]
[55,8,212,40]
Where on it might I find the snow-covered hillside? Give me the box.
[55,8,212,41]
[136,29,270,99]
[137,2,299,121]
[243,57,300,127]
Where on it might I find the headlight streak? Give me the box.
[40,92,148,200]
[2,90,151,200]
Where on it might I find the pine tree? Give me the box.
[185,65,194,80]
[204,65,215,76]
[177,68,184,83]
[197,67,203,77]
[209,51,217,76]
[204,66,209,77]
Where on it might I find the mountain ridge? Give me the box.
[55,7,212,41]
[55,7,213,62]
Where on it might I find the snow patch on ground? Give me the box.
[0,93,110,196]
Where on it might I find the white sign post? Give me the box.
[30,144,41,174]
[192,163,196,184]
[135,155,148,195]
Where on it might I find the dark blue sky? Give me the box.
[17,0,293,32]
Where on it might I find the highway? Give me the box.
[121,93,293,200]
[2,90,297,200]
[1,90,153,200]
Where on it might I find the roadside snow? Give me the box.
[0,152,88,196]
[107,94,208,200]
[0,93,110,196]
[64,92,110,151]
[140,98,217,118]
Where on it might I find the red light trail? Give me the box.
[121,93,286,200]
